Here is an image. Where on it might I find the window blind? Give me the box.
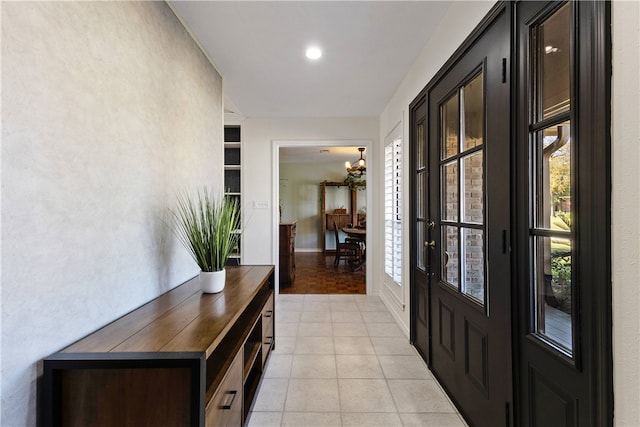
[385,137,402,285]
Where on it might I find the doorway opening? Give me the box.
[272,140,372,295]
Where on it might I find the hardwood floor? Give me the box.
[280,252,365,294]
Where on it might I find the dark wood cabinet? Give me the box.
[279,222,296,287]
[326,213,351,230]
[42,266,275,427]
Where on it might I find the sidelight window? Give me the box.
[529,2,574,355]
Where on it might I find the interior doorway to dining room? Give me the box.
[273,140,372,295]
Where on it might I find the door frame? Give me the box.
[512,1,613,425]
[271,139,373,295]
[409,1,613,425]
[409,4,514,425]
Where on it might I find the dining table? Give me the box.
[341,227,366,271]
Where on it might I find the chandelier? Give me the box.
[345,147,366,176]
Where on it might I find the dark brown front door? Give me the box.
[411,2,612,426]
[410,98,430,363]
[412,5,512,427]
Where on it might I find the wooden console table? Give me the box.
[42,265,275,427]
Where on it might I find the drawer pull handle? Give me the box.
[264,310,273,318]
[221,390,237,410]
[264,336,273,345]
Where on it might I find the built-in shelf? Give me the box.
[225,124,243,265]
[243,341,262,381]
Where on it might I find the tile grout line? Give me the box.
[269,294,466,426]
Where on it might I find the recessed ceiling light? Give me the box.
[306,46,322,60]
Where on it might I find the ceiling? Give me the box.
[170,1,451,118]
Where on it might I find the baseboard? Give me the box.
[379,291,410,338]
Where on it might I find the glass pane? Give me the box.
[537,122,572,230]
[462,73,484,151]
[417,222,426,271]
[416,171,426,219]
[534,235,573,353]
[441,93,459,159]
[540,3,571,119]
[442,161,458,222]
[462,151,483,224]
[417,121,426,169]
[462,228,484,303]
[442,226,459,288]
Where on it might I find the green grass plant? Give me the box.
[171,189,240,272]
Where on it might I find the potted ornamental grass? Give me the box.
[171,189,240,293]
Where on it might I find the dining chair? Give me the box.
[333,222,362,267]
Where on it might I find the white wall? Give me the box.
[611,1,640,426]
[241,117,378,268]
[1,3,223,425]
[377,0,495,332]
[280,162,366,251]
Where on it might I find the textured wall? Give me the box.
[612,1,640,426]
[1,2,223,425]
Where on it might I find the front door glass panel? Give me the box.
[442,161,459,221]
[439,70,486,306]
[462,151,483,224]
[416,119,427,272]
[442,225,459,287]
[417,221,426,271]
[462,73,484,150]
[417,171,426,220]
[462,228,484,302]
[417,120,426,169]
[442,94,459,159]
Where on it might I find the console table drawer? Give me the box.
[206,350,242,427]
[262,293,274,365]
[262,294,274,329]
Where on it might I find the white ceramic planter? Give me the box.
[200,269,226,293]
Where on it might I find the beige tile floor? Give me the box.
[248,294,468,427]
